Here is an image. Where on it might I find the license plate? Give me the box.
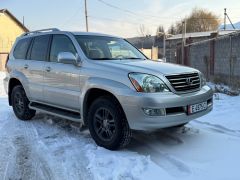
[188,101,207,114]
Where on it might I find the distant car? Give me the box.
[4,28,213,150]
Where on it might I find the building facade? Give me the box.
[0,9,28,70]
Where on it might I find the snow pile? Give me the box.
[197,93,240,131]
[0,72,6,97]
[85,143,174,180]
[208,82,240,96]
[85,145,148,180]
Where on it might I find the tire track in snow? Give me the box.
[129,130,192,178]
[30,114,94,180]
[193,120,240,137]
[0,115,54,180]
[6,136,52,180]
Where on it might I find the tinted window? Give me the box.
[30,35,50,61]
[50,35,76,62]
[13,38,31,59]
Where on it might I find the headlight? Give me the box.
[200,72,206,87]
[129,73,169,93]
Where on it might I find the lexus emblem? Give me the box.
[186,78,193,85]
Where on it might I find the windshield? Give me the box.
[75,35,146,60]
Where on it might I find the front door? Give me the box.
[43,34,81,111]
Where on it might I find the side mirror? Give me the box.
[57,52,78,65]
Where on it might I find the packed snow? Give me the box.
[0,72,239,180]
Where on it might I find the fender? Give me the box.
[8,70,31,99]
[80,77,133,123]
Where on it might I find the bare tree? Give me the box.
[156,25,165,35]
[137,24,151,49]
[168,8,220,34]
[138,24,150,37]
[168,24,177,35]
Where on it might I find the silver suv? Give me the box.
[4,29,213,150]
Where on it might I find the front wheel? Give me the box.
[88,96,132,150]
[11,85,36,120]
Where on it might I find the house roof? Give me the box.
[167,30,237,40]
[0,9,29,32]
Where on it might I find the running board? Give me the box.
[29,102,81,122]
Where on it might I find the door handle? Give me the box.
[45,66,51,72]
[24,64,29,69]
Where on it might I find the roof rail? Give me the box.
[21,28,60,36]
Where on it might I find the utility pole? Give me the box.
[84,0,89,32]
[223,8,235,30]
[157,31,166,61]
[224,8,226,30]
[163,33,166,61]
[181,20,186,65]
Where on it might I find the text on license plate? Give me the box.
[188,101,207,114]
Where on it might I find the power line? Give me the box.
[89,15,225,28]
[96,0,141,17]
[96,0,236,21]
[88,15,159,27]
[61,5,83,26]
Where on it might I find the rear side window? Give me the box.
[13,38,31,59]
[50,35,76,62]
[30,35,50,61]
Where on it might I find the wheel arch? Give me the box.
[8,78,23,106]
[82,88,126,126]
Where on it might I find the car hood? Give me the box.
[93,59,199,75]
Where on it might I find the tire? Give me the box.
[88,96,132,150]
[11,85,36,120]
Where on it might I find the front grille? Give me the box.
[166,73,200,92]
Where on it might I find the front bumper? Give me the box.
[119,85,213,131]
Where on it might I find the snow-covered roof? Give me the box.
[167,30,237,40]
[219,22,240,30]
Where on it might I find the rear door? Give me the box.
[11,37,35,100]
[43,34,80,110]
[26,35,51,101]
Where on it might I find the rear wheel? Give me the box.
[88,96,132,150]
[11,85,36,120]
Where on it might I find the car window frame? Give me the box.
[49,34,77,63]
[28,34,51,61]
[13,37,32,60]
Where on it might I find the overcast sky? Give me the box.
[1,0,240,37]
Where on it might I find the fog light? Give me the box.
[142,108,166,116]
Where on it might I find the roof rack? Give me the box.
[21,28,60,36]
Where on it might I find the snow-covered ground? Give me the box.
[0,72,240,180]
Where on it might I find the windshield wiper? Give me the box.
[91,58,119,60]
[91,57,145,60]
[125,57,145,60]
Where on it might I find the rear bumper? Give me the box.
[119,85,213,131]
